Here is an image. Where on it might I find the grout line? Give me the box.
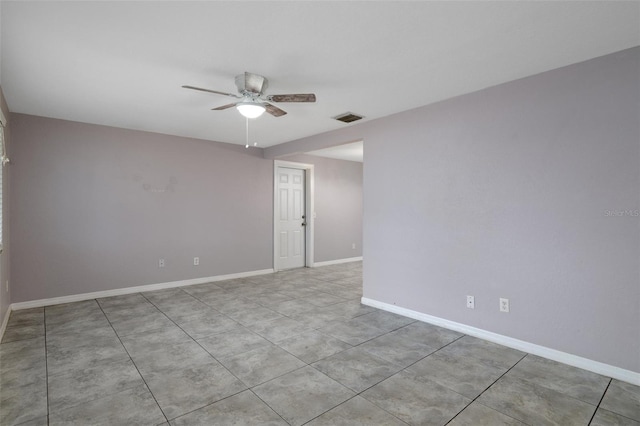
[247,387,291,425]
[96,299,170,424]
[398,333,466,372]
[246,366,308,425]
[11,261,627,426]
[587,378,612,425]
[443,352,529,425]
[140,267,365,424]
[299,393,403,426]
[343,333,468,424]
[43,307,50,426]
[137,291,264,421]
[138,290,303,424]
[3,263,364,425]
[164,388,249,423]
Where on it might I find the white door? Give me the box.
[276,167,306,270]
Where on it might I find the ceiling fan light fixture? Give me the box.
[236,101,266,119]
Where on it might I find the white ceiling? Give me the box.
[1,2,638,148]
[308,141,363,163]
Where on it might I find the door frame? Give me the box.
[273,160,315,271]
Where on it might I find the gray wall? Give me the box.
[9,114,365,303]
[267,47,640,373]
[0,86,11,323]
[279,154,363,262]
[10,115,274,302]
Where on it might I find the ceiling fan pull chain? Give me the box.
[244,117,259,148]
[245,117,249,148]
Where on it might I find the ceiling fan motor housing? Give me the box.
[235,73,268,95]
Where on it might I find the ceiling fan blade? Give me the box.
[211,103,237,111]
[264,103,287,117]
[240,72,268,94]
[269,93,316,103]
[182,85,239,98]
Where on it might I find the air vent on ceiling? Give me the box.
[333,112,364,123]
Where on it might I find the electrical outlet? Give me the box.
[193,257,199,266]
[500,298,510,313]
[159,258,165,268]
[352,243,356,250]
[466,295,475,309]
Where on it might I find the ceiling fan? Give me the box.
[182,72,316,119]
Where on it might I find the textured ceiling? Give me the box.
[1,1,638,148]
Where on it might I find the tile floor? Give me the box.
[1,262,639,425]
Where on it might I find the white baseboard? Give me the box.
[313,256,363,267]
[0,305,11,342]
[362,297,640,386]
[11,268,275,311]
